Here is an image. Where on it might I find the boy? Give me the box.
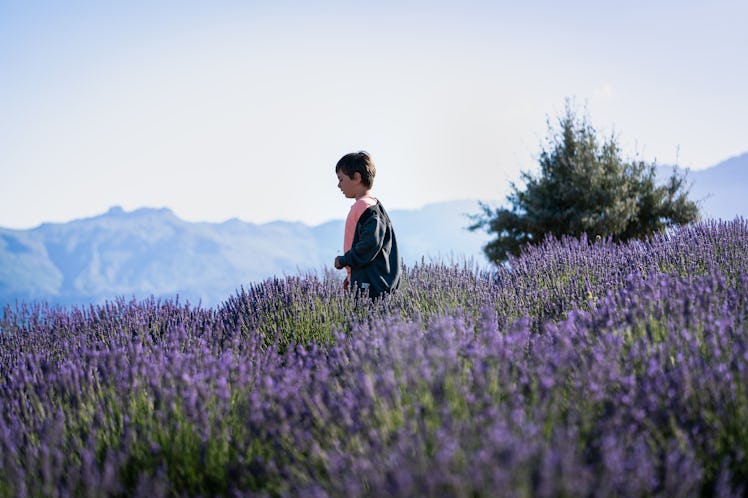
[333,151,401,298]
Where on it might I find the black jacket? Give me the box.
[338,202,401,298]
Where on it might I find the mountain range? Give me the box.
[1,151,746,310]
[675,153,748,221]
[0,200,490,309]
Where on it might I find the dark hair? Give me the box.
[335,151,376,188]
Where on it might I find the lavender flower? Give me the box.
[0,218,747,496]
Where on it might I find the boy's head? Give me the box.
[335,151,376,189]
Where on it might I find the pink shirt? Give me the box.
[344,195,377,276]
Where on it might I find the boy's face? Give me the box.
[336,170,359,199]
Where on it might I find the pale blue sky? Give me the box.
[2,0,746,229]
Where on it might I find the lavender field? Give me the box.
[2,218,748,497]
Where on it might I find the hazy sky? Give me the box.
[2,0,746,229]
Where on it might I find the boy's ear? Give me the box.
[352,172,362,183]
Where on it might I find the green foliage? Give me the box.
[471,100,700,263]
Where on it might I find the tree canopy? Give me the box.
[470,101,700,263]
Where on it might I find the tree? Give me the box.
[470,101,700,263]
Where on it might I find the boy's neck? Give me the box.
[355,189,373,200]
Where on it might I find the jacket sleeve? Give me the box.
[340,213,385,269]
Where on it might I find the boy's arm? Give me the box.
[338,214,386,269]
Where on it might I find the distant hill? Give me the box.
[685,152,748,221]
[0,201,491,309]
[1,151,745,310]
[657,151,748,221]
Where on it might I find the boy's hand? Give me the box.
[334,256,345,270]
